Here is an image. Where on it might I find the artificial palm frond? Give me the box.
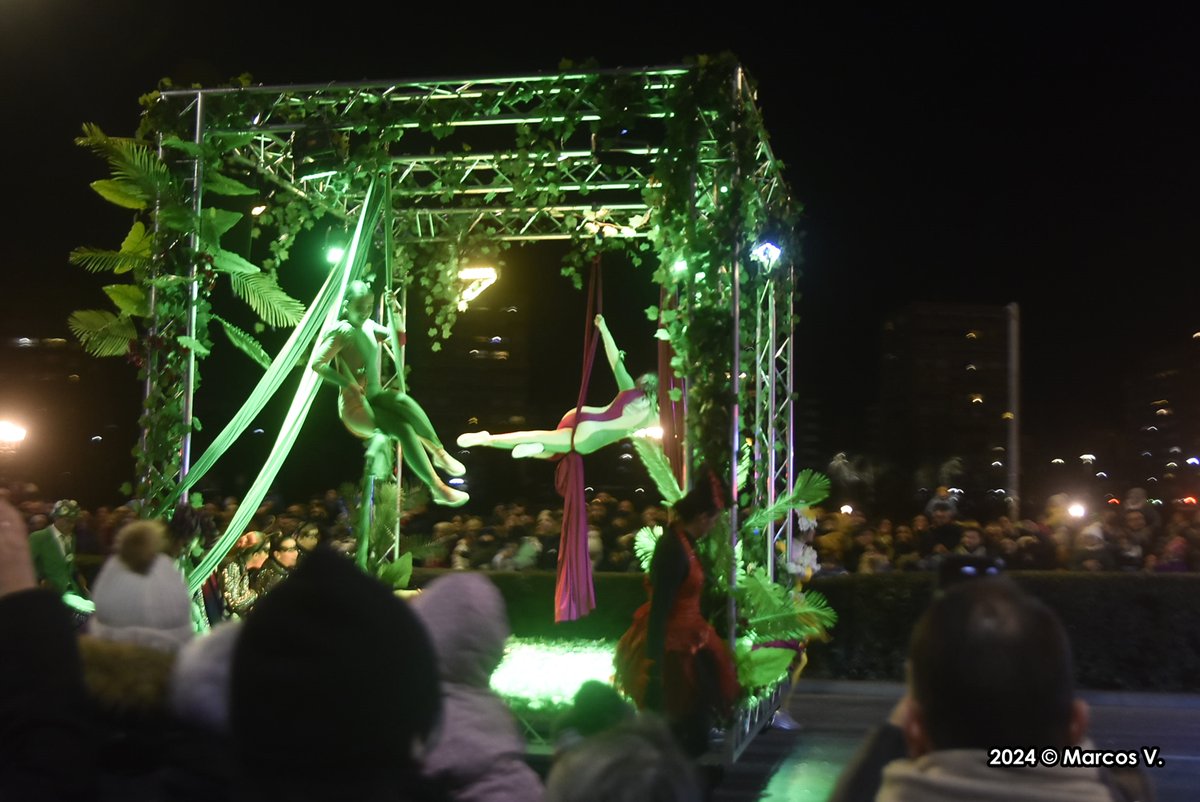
[68,310,136,357]
[740,469,832,535]
[77,123,173,202]
[737,566,836,644]
[102,285,149,317]
[633,525,663,572]
[631,436,683,503]
[229,270,306,328]
[214,315,271,369]
[69,247,152,274]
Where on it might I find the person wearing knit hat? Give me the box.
[28,498,88,597]
[89,519,195,653]
[231,546,441,801]
[412,572,544,802]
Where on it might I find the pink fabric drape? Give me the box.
[552,257,603,622]
[554,452,595,621]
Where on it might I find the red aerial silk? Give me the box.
[552,257,604,622]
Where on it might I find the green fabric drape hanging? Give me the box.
[182,181,382,593]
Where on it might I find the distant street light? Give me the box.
[0,420,27,455]
[839,505,853,515]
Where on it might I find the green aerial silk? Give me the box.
[180,180,383,594]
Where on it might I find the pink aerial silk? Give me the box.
[552,258,603,622]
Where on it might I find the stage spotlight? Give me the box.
[457,266,498,311]
[326,246,346,264]
[751,241,781,268]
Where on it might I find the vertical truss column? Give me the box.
[181,93,206,478]
[752,266,796,580]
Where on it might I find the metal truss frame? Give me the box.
[153,64,798,572]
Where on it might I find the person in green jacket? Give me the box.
[28,499,88,597]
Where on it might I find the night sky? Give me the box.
[3,3,1198,496]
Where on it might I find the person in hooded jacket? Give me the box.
[412,572,544,802]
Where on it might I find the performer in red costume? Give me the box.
[614,466,741,755]
[456,315,657,458]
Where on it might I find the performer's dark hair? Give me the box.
[909,577,1075,749]
[672,465,727,523]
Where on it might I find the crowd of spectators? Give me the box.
[808,487,1200,576]
[0,492,702,801]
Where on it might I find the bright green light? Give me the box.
[491,638,618,711]
[694,271,707,282]
[672,260,688,273]
[326,246,346,264]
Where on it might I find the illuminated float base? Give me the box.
[491,636,785,761]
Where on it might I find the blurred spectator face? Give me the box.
[617,500,636,516]
[1125,511,1147,531]
[912,514,929,531]
[984,523,1004,543]
[878,519,893,535]
[896,525,914,543]
[587,503,607,525]
[297,526,321,552]
[931,508,951,527]
[274,537,300,568]
[246,547,269,570]
[961,529,983,551]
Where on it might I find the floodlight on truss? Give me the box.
[457,266,498,311]
[751,241,782,268]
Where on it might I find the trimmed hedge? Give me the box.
[413,568,1200,692]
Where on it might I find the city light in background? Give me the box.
[0,420,27,450]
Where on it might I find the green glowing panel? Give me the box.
[491,637,618,713]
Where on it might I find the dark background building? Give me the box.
[874,303,1015,518]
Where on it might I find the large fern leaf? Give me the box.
[737,565,836,644]
[633,525,663,572]
[77,124,173,203]
[229,271,306,328]
[631,436,683,503]
[214,315,271,369]
[740,469,832,536]
[69,247,152,274]
[68,310,136,357]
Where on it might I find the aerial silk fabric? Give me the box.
[552,258,603,622]
[179,181,382,593]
